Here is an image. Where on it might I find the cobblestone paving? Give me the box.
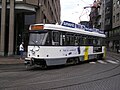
[0,52,120,90]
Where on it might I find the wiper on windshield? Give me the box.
[31,40,40,48]
[31,40,38,45]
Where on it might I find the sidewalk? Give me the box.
[0,55,24,65]
[0,51,119,65]
[106,51,120,59]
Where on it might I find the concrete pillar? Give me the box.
[8,0,15,56]
[0,0,6,56]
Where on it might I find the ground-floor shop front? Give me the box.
[106,35,120,53]
[0,3,36,56]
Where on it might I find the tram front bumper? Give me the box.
[24,57,34,65]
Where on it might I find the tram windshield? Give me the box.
[29,32,47,45]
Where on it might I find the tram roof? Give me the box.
[30,24,106,38]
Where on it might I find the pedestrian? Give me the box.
[19,42,24,60]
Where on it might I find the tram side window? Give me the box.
[78,37,83,45]
[93,38,101,46]
[45,31,52,45]
[52,31,60,45]
[97,38,101,45]
[66,34,70,45]
[70,34,75,45]
[79,35,94,46]
[97,38,103,45]
[65,33,75,46]
[59,32,67,46]
[87,36,94,45]
[101,38,105,45]
[83,37,87,45]
[75,35,79,46]
[62,34,66,45]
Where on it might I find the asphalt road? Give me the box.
[0,55,120,90]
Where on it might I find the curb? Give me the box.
[0,58,24,65]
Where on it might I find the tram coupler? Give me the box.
[24,57,34,66]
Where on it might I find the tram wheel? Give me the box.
[67,57,80,65]
[74,57,80,64]
[25,65,32,70]
[40,64,47,69]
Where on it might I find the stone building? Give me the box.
[109,0,120,52]
[0,0,61,56]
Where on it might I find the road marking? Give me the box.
[97,60,107,64]
[89,61,96,64]
[106,60,119,64]
[115,60,119,63]
[89,60,119,65]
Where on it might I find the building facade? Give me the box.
[101,0,113,51]
[89,0,101,28]
[0,0,61,56]
[88,0,120,52]
[100,0,105,30]
[96,0,120,52]
[109,0,120,52]
[102,0,120,52]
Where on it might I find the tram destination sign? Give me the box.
[61,21,104,34]
[62,21,76,28]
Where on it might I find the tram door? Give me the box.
[60,34,63,45]
[52,31,60,45]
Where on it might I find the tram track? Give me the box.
[43,73,120,90]
[1,56,120,90]
[2,64,120,90]
[41,56,120,90]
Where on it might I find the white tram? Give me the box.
[25,21,106,68]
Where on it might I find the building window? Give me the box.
[116,13,119,21]
[105,7,110,14]
[106,0,111,3]
[105,18,110,25]
[113,3,116,11]
[116,0,120,8]
[113,16,115,23]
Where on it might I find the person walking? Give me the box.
[19,42,24,60]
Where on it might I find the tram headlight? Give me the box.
[30,49,35,55]
[35,47,40,51]
[32,51,35,54]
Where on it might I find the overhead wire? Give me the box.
[81,0,92,5]
[79,0,93,21]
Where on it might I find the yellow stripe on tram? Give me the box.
[84,46,89,61]
[103,46,106,59]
